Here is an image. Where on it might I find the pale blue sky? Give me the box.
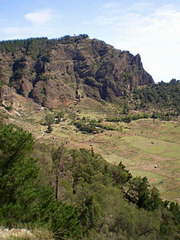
[0,0,180,82]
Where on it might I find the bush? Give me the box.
[5,105,13,111]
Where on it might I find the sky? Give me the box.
[0,0,180,82]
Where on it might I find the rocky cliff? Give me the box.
[0,35,153,108]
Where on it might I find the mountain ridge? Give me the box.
[0,35,153,108]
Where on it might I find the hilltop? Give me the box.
[0,35,153,108]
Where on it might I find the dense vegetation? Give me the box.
[1,121,180,239]
[73,117,116,134]
[73,112,173,135]
[0,35,89,54]
[131,79,180,114]
[0,123,81,239]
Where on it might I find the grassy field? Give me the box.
[2,96,180,202]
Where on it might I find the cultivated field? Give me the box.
[2,97,180,202]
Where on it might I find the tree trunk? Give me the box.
[55,170,59,200]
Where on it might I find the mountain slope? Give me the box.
[0,35,153,108]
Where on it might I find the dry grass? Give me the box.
[0,226,54,240]
[0,227,36,240]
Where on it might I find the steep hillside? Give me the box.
[0,35,153,108]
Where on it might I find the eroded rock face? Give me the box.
[0,36,154,108]
[0,85,13,101]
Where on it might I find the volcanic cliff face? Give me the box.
[0,35,153,108]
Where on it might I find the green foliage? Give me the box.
[59,34,89,44]
[123,103,130,115]
[73,117,116,134]
[169,202,180,223]
[0,122,82,239]
[133,80,180,114]
[106,111,172,123]
[107,112,150,123]
[45,114,54,125]
[0,38,48,54]
[151,111,172,121]
[74,119,98,134]
[111,201,160,239]
[1,122,180,239]
[9,57,27,87]
[111,161,132,185]
[0,79,7,86]
[125,177,162,211]
[51,144,72,201]
[56,110,65,123]
[80,195,103,231]
[5,105,13,111]
[50,201,81,239]
[70,148,106,185]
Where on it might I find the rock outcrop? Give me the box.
[0,35,153,108]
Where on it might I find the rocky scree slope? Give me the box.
[0,35,153,108]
